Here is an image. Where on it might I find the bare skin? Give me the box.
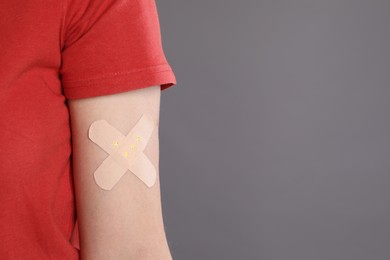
[67,85,172,260]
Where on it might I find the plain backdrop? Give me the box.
[156,0,390,259]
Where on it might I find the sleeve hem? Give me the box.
[62,64,177,99]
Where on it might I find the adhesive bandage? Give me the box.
[88,114,156,190]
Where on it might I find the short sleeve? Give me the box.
[59,0,177,99]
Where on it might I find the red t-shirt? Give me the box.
[0,0,177,258]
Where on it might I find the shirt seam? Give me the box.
[64,69,173,89]
[62,63,171,83]
[60,0,68,51]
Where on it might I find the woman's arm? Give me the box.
[67,85,172,260]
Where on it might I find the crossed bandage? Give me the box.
[88,114,156,190]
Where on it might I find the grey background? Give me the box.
[156,1,390,259]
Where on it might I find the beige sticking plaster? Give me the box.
[88,114,156,190]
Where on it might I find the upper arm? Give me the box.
[67,85,171,259]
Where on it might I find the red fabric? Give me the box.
[0,0,177,258]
